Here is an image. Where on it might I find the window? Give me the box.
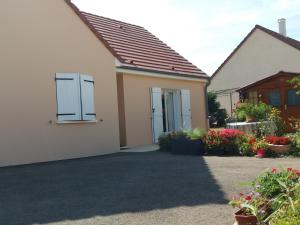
[288,89,300,106]
[248,91,258,104]
[55,73,96,121]
[268,91,281,107]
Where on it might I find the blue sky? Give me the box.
[73,0,300,75]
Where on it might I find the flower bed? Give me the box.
[204,129,268,156]
[230,168,300,225]
[159,128,300,158]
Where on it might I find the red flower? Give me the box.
[239,193,244,197]
[245,195,252,201]
[248,139,256,145]
[287,168,293,172]
[265,136,291,145]
[272,168,277,173]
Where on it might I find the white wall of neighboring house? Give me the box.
[209,28,300,115]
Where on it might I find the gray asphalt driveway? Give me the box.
[0,152,299,225]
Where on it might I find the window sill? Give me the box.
[56,120,99,124]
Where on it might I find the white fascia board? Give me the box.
[115,58,123,67]
[116,67,208,83]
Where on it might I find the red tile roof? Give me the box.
[211,25,300,79]
[82,12,207,78]
[65,1,207,78]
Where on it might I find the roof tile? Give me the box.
[80,11,207,77]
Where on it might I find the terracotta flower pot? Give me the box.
[268,144,291,154]
[255,149,266,158]
[234,209,258,225]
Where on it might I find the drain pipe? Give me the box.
[204,77,211,130]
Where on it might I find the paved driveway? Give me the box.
[0,152,299,225]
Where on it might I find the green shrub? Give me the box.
[207,92,228,127]
[230,168,300,224]
[205,129,247,155]
[184,128,206,140]
[158,129,206,152]
[158,131,186,152]
[286,132,300,157]
[235,134,256,156]
[235,101,272,122]
[270,202,300,225]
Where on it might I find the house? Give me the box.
[0,0,208,167]
[237,71,300,124]
[209,19,300,116]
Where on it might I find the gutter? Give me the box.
[204,77,211,130]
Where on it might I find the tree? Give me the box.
[207,91,227,127]
[288,76,300,94]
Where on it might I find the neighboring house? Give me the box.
[0,0,208,167]
[237,71,300,124]
[209,19,300,116]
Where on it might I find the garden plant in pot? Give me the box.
[252,138,269,158]
[158,128,206,155]
[170,128,206,155]
[230,167,300,225]
[265,136,291,154]
[234,102,272,123]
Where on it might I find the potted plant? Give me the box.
[170,128,206,155]
[230,168,300,225]
[252,138,269,158]
[234,102,272,123]
[229,193,265,225]
[265,136,291,154]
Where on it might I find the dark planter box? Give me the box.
[171,137,205,155]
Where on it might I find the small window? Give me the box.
[55,73,96,121]
[268,91,281,107]
[288,89,300,106]
[248,91,258,104]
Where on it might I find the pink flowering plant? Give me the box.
[230,168,300,224]
[205,129,255,156]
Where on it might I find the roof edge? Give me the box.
[237,70,300,92]
[211,24,300,79]
[211,25,258,79]
[117,66,210,81]
[64,0,123,62]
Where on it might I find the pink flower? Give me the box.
[272,168,277,173]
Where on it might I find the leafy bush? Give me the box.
[230,168,300,224]
[286,132,300,157]
[235,133,256,156]
[184,128,206,140]
[158,131,185,152]
[207,92,228,127]
[158,128,205,152]
[269,108,287,136]
[270,186,300,225]
[270,202,300,225]
[205,129,246,155]
[235,101,272,122]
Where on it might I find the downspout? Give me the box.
[204,77,211,130]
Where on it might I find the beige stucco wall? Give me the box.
[0,0,120,166]
[120,73,208,147]
[209,29,300,113]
